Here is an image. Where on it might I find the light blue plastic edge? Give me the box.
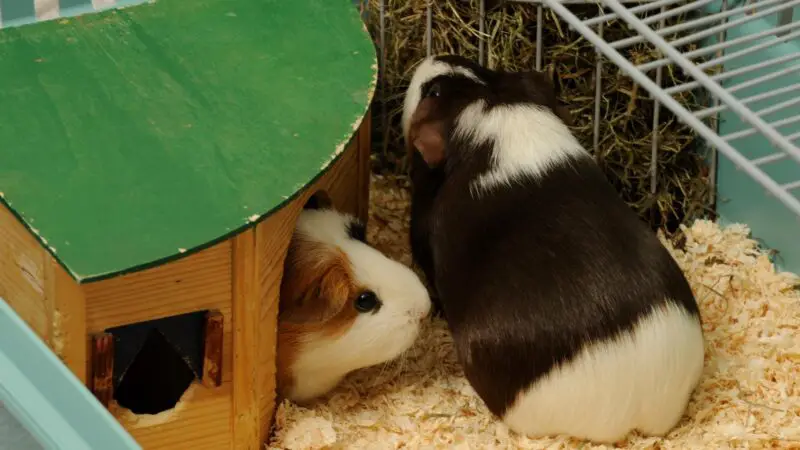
[0,297,141,450]
[0,0,149,30]
[700,0,800,275]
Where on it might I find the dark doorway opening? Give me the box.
[304,190,333,210]
[106,310,207,415]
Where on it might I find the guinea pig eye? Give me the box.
[424,82,442,98]
[354,290,381,313]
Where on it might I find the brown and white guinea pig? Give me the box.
[401,54,706,443]
[276,198,432,404]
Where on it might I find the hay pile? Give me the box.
[364,0,713,234]
[267,175,800,450]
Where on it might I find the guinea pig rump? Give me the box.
[499,301,705,443]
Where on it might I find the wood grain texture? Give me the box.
[83,242,233,333]
[356,109,373,224]
[254,204,300,443]
[46,257,88,383]
[232,228,260,449]
[1,204,87,382]
[115,383,232,450]
[0,203,49,341]
[83,242,234,449]
[228,126,369,448]
[91,333,115,408]
[318,132,366,219]
[230,203,297,448]
[202,310,224,388]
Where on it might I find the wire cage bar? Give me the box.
[540,0,800,219]
[369,0,800,220]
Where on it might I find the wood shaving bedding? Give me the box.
[268,175,799,450]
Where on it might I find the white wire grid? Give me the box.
[369,0,800,220]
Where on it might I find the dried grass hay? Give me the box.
[364,0,715,234]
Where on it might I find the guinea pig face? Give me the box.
[401,54,572,169]
[277,208,432,403]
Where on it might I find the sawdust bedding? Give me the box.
[268,175,800,450]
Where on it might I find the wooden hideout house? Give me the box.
[0,0,376,448]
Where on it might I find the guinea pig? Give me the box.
[408,149,446,313]
[276,199,432,404]
[401,54,705,444]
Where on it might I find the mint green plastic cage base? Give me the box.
[0,298,141,450]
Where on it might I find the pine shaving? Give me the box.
[268,175,800,450]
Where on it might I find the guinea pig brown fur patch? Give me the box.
[407,96,448,167]
[276,234,360,397]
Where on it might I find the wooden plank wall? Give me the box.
[233,110,372,448]
[0,204,87,382]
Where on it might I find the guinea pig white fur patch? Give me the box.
[282,209,432,403]
[502,301,705,443]
[453,100,586,197]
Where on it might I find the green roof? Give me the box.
[0,0,376,283]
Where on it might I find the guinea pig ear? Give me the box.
[522,69,574,127]
[407,97,447,168]
[279,239,355,325]
[551,99,574,127]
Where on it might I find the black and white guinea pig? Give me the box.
[401,55,705,443]
[276,198,432,404]
[408,148,446,313]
